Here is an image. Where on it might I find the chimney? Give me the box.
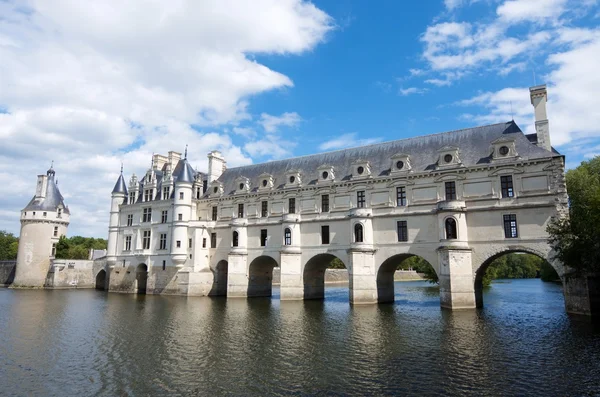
[529,84,551,151]
[207,151,226,183]
[168,151,181,170]
[35,175,48,199]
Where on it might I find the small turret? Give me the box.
[171,147,195,267]
[107,166,127,267]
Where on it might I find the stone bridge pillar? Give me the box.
[227,252,248,297]
[438,246,476,310]
[280,249,303,300]
[563,273,600,316]
[348,248,378,304]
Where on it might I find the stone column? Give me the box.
[438,246,476,310]
[280,249,303,300]
[562,273,599,316]
[227,251,248,298]
[348,248,378,304]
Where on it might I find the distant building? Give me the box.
[104,85,590,314]
[12,165,70,287]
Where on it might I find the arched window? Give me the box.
[232,231,239,247]
[445,218,457,240]
[284,228,292,246]
[354,223,364,243]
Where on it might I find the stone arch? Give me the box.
[248,255,279,297]
[211,260,228,296]
[473,245,561,308]
[377,253,437,303]
[136,263,148,294]
[95,269,106,290]
[303,253,347,300]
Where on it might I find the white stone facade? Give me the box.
[105,85,586,312]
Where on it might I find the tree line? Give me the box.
[0,231,107,261]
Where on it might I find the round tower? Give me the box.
[107,166,128,267]
[171,150,195,267]
[12,165,70,288]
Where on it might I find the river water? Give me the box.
[0,279,599,396]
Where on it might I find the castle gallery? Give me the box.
[10,85,594,314]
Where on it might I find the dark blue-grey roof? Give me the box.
[23,176,70,214]
[214,121,559,196]
[112,173,128,194]
[173,158,195,184]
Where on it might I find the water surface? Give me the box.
[0,279,599,396]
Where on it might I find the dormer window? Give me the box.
[317,165,335,183]
[352,159,371,179]
[436,146,462,169]
[235,177,250,194]
[391,153,412,174]
[491,137,518,160]
[258,173,274,191]
[210,181,224,197]
[57,208,62,218]
[286,169,302,188]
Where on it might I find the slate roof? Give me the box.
[23,170,70,214]
[172,158,195,183]
[112,173,128,194]
[214,121,560,196]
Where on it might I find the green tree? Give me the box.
[55,235,71,259]
[0,231,19,260]
[327,257,346,269]
[547,156,600,274]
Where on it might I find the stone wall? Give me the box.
[45,259,103,289]
[0,261,16,286]
[272,268,423,285]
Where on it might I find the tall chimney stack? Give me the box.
[529,84,552,151]
[207,151,226,183]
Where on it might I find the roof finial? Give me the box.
[50,160,54,169]
[120,162,124,174]
[510,101,514,121]
[184,144,188,159]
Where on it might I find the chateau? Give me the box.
[9,85,594,314]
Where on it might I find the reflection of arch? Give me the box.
[303,253,346,300]
[445,217,457,240]
[212,260,228,296]
[248,255,279,297]
[95,269,106,290]
[284,228,292,246]
[232,231,239,247]
[136,263,148,294]
[377,254,437,303]
[354,223,364,243]
[474,248,560,308]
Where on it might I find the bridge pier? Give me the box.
[438,246,476,310]
[348,248,378,305]
[226,252,249,298]
[280,251,303,300]
[563,274,600,317]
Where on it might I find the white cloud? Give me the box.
[399,87,429,96]
[244,135,296,160]
[497,0,568,23]
[258,112,302,133]
[0,0,333,236]
[318,133,383,151]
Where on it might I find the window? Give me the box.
[196,187,201,199]
[445,181,456,201]
[238,203,244,218]
[178,213,183,221]
[176,240,181,248]
[129,192,136,204]
[179,192,184,200]
[396,187,406,207]
[142,208,152,223]
[125,235,132,251]
[163,187,170,200]
[503,214,518,238]
[321,225,330,244]
[202,238,207,248]
[188,238,192,248]
[57,208,62,218]
[397,221,408,242]
[143,230,151,249]
[445,218,457,240]
[210,233,217,248]
[284,228,291,246]
[43,212,47,217]
[161,210,167,224]
[501,175,514,198]
[51,243,56,257]
[162,260,166,271]
[212,206,218,221]
[260,229,268,247]
[357,191,365,208]
[203,180,207,194]
[232,231,239,247]
[322,194,329,213]
[159,233,167,250]
[144,189,152,202]
[354,223,364,243]
[127,214,133,226]
[289,198,295,214]
[261,201,268,217]
[53,226,58,237]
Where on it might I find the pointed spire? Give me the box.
[184,144,188,159]
[47,160,56,178]
[112,164,128,195]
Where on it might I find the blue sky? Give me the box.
[1,0,599,236]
